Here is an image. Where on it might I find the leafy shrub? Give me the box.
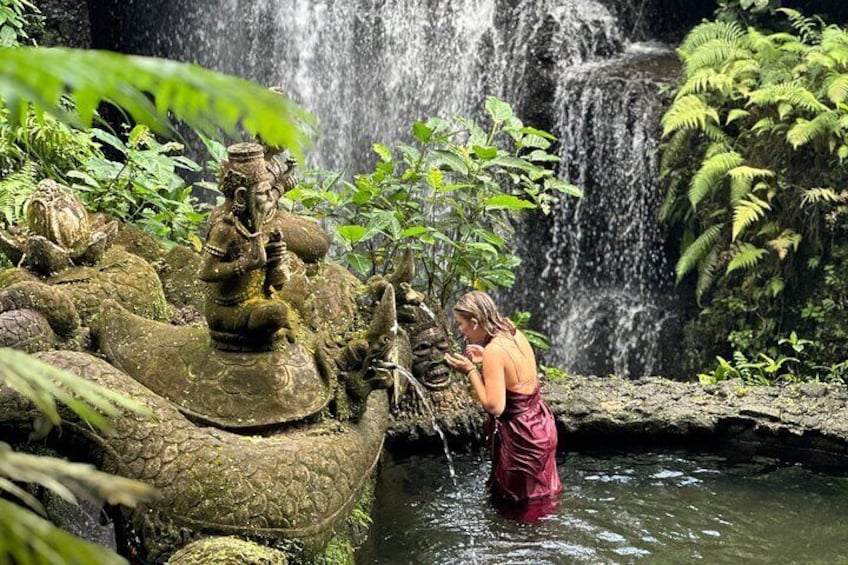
[291,97,581,305]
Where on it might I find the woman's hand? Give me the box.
[465,344,484,364]
[444,352,474,375]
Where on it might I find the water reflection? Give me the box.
[359,450,848,565]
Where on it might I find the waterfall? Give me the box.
[514,43,683,378]
[94,0,688,377]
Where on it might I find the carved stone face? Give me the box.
[25,180,90,250]
[411,325,452,390]
[249,177,279,227]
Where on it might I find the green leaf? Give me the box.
[430,149,468,175]
[412,121,433,143]
[484,96,513,123]
[689,151,743,209]
[472,145,498,160]
[346,252,373,276]
[335,225,367,243]
[732,194,770,240]
[485,156,543,175]
[726,242,767,274]
[518,126,556,141]
[545,178,583,197]
[526,149,560,162]
[372,143,392,162]
[0,499,127,565]
[401,226,428,238]
[676,223,724,283]
[484,195,536,210]
[726,109,750,125]
[0,47,314,160]
[427,167,444,189]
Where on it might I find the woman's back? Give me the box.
[490,330,538,394]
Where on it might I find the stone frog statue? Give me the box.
[0,179,118,275]
[198,142,298,349]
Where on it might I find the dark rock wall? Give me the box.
[33,0,92,47]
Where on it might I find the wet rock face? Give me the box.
[32,0,93,48]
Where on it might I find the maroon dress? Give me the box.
[484,380,563,505]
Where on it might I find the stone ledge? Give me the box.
[388,376,848,469]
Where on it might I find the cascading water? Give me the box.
[511,43,683,378]
[93,0,693,377]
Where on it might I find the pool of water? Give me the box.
[358,449,848,564]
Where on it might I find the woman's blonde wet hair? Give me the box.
[453,291,514,339]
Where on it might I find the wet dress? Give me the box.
[482,341,563,505]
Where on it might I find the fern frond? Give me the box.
[659,129,694,175]
[695,246,721,305]
[678,68,734,97]
[820,28,848,67]
[826,73,848,104]
[662,95,720,137]
[806,51,837,71]
[676,223,724,283]
[0,161,38,225]
[748,83,828,113]
[800,187,843,206]
[728,166,774,203]
[689,151,743,209]
[0,498,126,565]
[686,40,751,74]
[732,193,771,240]
[777,8,822,44]
[766,229,801,260]
[0,47,313,159]
[751,117,775,135]
[681,21,746,54]
[726,109,750,125]
[787,111,838,148]
[726,243,767,274]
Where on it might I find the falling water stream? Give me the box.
[385,364,477,562]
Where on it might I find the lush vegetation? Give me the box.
[292,97,580,306]
[661,5,848,383]
[0,1,312,562]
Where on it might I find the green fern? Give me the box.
[726,242,767,274]
[680,20,746,54]
[0,47,313,159]
[685,39,751,74]
[696,246,721,304]
[689,151,743,208]
[662,95,720,137]
[777,8,823,45]
[826,73,848,104]
[732,193,771,240]
[800,187,843,206]
[676,223,724,283]
[786,111,838,148]
[726,109,751,125]
[677,68,734,97]
[0,160,37,225]
[767,229,801,259]
[728,165,774,203]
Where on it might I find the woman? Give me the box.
[444,291,562,510]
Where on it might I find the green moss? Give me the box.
[311,477,375,565]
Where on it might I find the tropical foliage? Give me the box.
[291,97,581,305]
[0,2,312,561]
[0,348,157,564]
[662,8,848,381]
